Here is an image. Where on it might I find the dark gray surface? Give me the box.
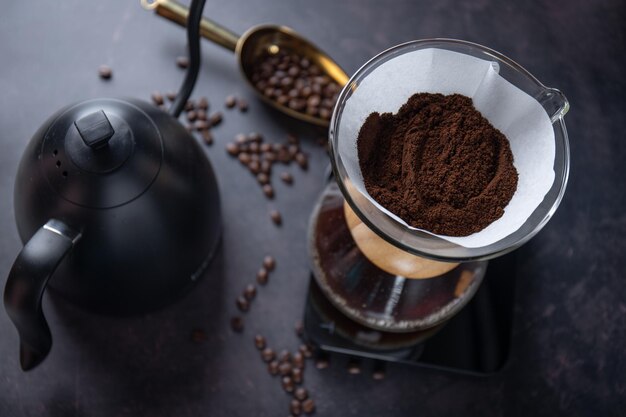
[0,0,624,416]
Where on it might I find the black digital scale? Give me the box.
[303,253,517,376]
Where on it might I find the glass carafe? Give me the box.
[308,39,570,335]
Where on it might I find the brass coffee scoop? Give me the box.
[142,0,349,127]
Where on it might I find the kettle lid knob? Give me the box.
[74,110,114,150]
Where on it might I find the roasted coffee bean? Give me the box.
[186,110,197,122]
[248,160,260,174]
[268,360,279,376]
[238,99,248,112]
[230,316,244,332]
[260,160,272,175]
[236,296,249,312]
[226,143,239,156]
[302,399,315,414]
[190,328,206,343]
[151,91,164,106]
[235,133,248,144]
[238,153,251,165]
[295,153,308,170]
[257,173,270,185]
[277,95,289,105]
[293,352,304,369]
[248,132,263,142]
[176,56,189,68]
[249,142,260,154]
[282,376,294,393]
[279,362,293,376]
[294,387,308,401]
[201,129,213,145]
[290,399,302,416]
[257,267,269,285]
[280,172,294,185]
[278,350,291,363]
[263,184,274,199]
[166,91,177,101]
[185,100,195,111]
[198,96,209,110]
[98,65,112,79]
[319,108,331,120]
[270,210,282,226]
[291,367,303,384]
[254,334,266,350]
[225,95,237,108]
[347,359,361,375]
[298,344,312,358]
[294,320,304,338]
[263,152,276,163]
[195,120,209,131]
[209,112,223,126]
[372,370,386,380]
[262,347,276,362]
[286,134,299,144]
[263,256,276,271]
[244,284,257,301]
[315,358,329,369]
[196,109,207,121]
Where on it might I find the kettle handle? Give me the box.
[3,219,81,371]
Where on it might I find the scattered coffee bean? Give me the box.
[176,56,189,68]
[248,160,260,174]
[372,370,386,380]
[254,334,266,350]
[294,387,308,401]
[196,109,207,121]
[151,91,164,106]
[268,360,279,376]
[257,173,270,185]
[270,210,282,226]
[198,96,209,110]
[185,100,195,111]
[315,358,329,370]
[249,132,263,142]
[290,399,302,416]
[244,284,257,301]
[238,153,251,165]
[186,110,197,122]
[263,256,276,271]
[280,172,294,185]
[236,295,250,312]
[196,120,209,131]
[226,143,239,156]
[257,267,269,285]
[278,350,291,363]
[279,362,293,376]
[201,129,213,145]
[262,347,276,362]
[263,184,274,199]
[302,399,315,414]
[166,91,177,101]
[282,376,295,393]
[225,95,237,108]
[347,359,361,375]
[295,153,308,170]
[293,352,304,369]
[230,316,244,332]
[294,320,304,338]
[209,112,223,126]
[238,99,249,112]
[291,367,303,384]
[190,328,206,343]
[98,65,112,80]
[298,344,312,358]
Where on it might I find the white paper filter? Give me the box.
[338,48,555,248]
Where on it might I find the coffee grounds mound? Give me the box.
[357,93,518,237]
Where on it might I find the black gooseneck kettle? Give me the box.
[3,0,218,371]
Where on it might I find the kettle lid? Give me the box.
[40,98,162,208]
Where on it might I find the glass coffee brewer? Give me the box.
[305,39,570,373]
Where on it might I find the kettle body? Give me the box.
[5,98,221,369]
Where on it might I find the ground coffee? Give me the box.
[357,93,518,236]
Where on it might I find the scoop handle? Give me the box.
[143,0,240,51]
[3,220,81,371]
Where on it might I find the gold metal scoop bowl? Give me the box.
[142,0,349,127]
